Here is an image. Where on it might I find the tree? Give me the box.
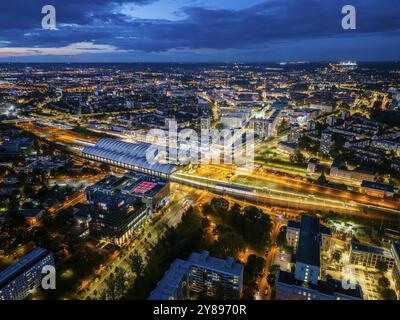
[128,253,143,276]
[378,276,390,288]
[106,268,126,300]
[216,123,224,130]
[99,163,110,173]
[210,197,229,214]
[23,184,36,199]
[332,250,342,262]
[266,264,281,287]
[317,172,328,185]
[277,118,290,135]
[246,255,266,278]
[290,150,306,165]
[376,260,388,273]
[276,227,287,248]
[202,203,213,216]
[380,288,397,300]
[211,231,246,258]
[17,171,27,184]
[201,217,210,229]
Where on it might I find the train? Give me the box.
[215,183,254,196]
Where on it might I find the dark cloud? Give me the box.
[0,1,153,29]
[0,0,399,58]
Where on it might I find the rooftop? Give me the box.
[287,219,331,237]
[277,270,363,300]
[87,172,168,199]
[0,248,51,288]
[361,180,395,193]
[82,138,175,175]
[351,242,393,258]
[148,259,192,300]
[296,215,321,267]
[188,251,243,276]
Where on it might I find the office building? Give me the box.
[86,172,170,213]
[88,192,148,246]
[0,138,35,157]
[267,108,282,137]
[277,141,296,155]
[0,248,54,300]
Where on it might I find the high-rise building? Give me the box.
[307,120,316,131]
[165,117,176,130]
[319,130,333,156]
[0,248,54,300]
[340,110,351,121]
[88,192,148,246]
[86,172,170,213]
[290,123,300,143]
[267,108,282,136]
[149,251,244,300]
[294,215,321,285]
[328,115,337,126]
[253,119,269,139]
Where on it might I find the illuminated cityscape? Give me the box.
[0,0,399,306]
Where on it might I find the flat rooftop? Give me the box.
[148,259,192,300]
[351,242,393,258]
[188,251,243,276]
[287,219,331,236]
[296,215,321,267]
[0,248,51,288]
[361,180,394,193]
[88,172,168,198]
[277,270,363,299]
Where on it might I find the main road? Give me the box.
[80,193,193,300]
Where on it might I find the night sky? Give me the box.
[0,0,399,62]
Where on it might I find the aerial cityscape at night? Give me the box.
[0,0,400,307]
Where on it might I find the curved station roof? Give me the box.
[82,138,175,176]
